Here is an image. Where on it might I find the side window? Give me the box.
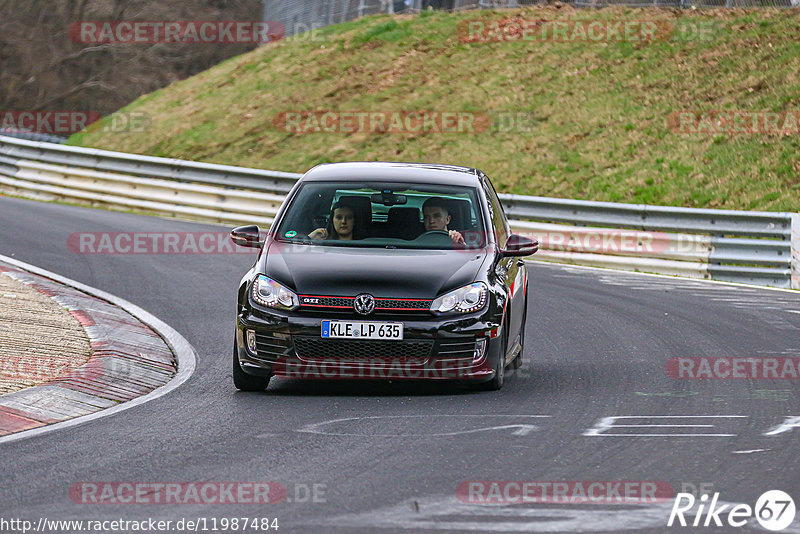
[482,176,509,247]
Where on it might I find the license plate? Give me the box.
[321,320,403,340]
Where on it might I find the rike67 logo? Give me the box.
[668,490,795,531]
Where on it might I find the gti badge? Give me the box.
[354,293,375,315]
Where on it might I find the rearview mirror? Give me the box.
[230,225,264,248]
[370,192,407,206]
[500,234,538,257]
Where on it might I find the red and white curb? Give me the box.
[0,254,196,444]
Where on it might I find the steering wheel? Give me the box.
[419,230,449,237]
[414,230,454,246]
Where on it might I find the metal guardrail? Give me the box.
[501,195,792,239]
[0,130,66,145]
[502,195,798,288]
[0,135,797,289]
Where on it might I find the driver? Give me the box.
[309,202,358,241]
[422,197,465,246]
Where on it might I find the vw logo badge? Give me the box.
[354,293,375,315]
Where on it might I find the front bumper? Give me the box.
[235,307,501,381]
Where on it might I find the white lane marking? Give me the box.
[0,254,197,445]
[708,295,764,304]
[763,416,800,436]
[301,495,786,532]
[732,449,771,454]
[583,416,747,437]
[294,415,551,437]
[786,310,800,315]
[532,261,800,294]
[452,424,540,436]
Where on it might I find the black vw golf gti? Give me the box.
[231,162,537,391]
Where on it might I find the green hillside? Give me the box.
[70,7,800,211]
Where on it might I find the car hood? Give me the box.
[263,243,487,299]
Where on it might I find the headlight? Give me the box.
[430,282,487,314]
[251,275,299,310]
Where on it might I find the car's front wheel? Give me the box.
[233,340,271,391]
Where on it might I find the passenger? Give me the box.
[422,197,465,246]
[309,202,357,241]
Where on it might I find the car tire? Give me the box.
[233,340,271,391]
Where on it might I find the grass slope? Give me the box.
[70,7,800,211]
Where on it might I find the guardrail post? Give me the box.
[793,214,800,290]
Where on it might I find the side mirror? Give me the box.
[230,225,264,248]
[500,234,538,257]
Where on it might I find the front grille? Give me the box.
[254,331,293,360]
[292,336,433,360]
[375,299,431,310]
[300,296,354,308]
[299,295,432,314]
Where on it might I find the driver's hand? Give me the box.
[449,230,465,246]
[308,228,328,240]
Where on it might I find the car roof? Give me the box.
[301,162,484,187]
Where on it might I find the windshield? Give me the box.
[275,181,486,250]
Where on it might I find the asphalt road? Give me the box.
[0,195,799,533]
